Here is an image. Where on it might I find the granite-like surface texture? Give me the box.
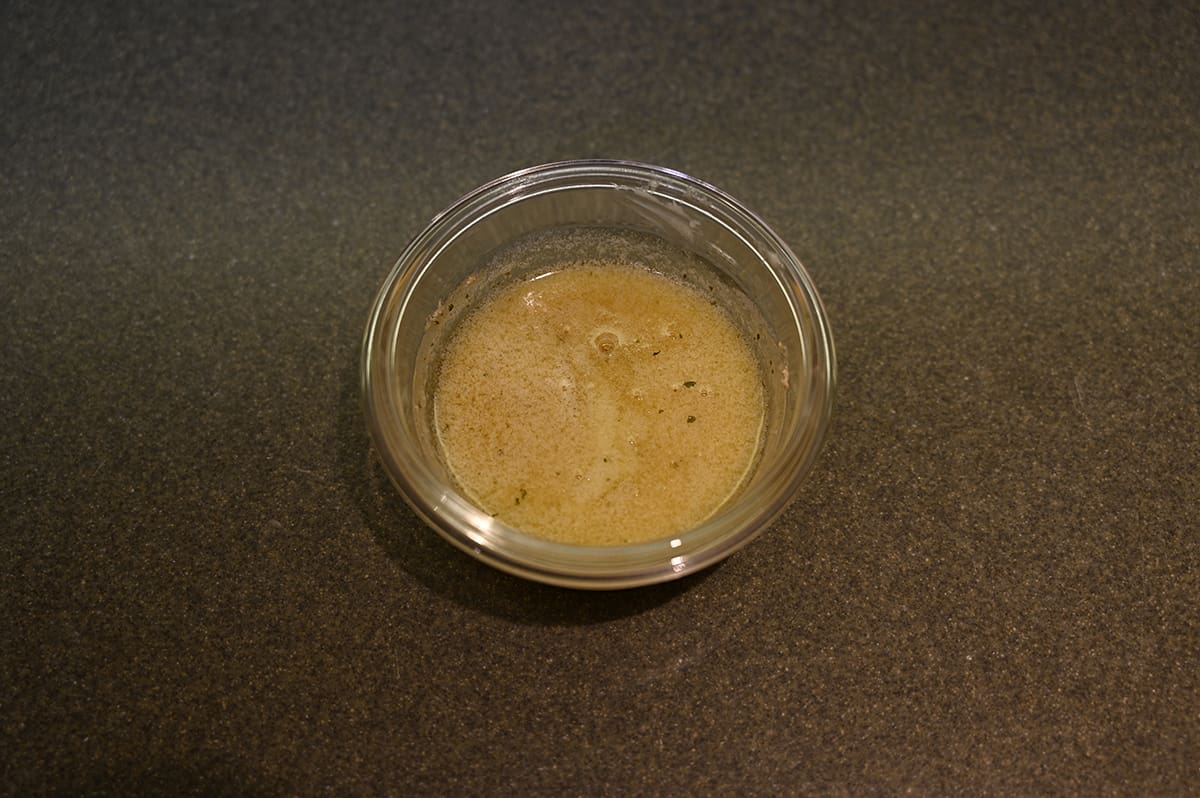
[3,1,1197,794]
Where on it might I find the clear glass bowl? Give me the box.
[362,160,835,589]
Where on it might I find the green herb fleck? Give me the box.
[683,380,696,388]
[687,415,696,423]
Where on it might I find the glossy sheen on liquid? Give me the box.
[433,262,764,545]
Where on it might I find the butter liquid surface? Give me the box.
[434,262,764,546]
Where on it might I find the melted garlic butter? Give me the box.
[433,262,764,545]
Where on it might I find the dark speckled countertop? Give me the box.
[3,1,1197,794]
